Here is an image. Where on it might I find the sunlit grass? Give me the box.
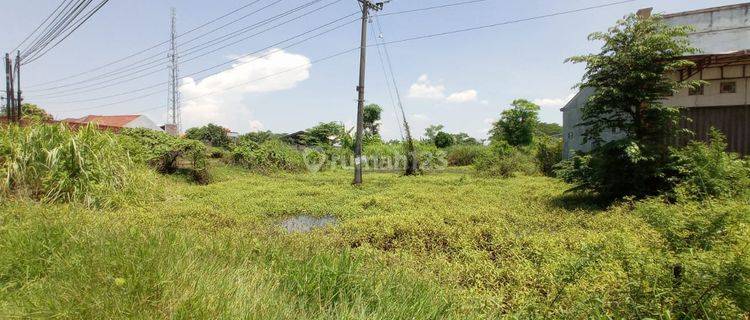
[0,163,746,318]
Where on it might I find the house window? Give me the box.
[720,81,737,93]
[567,132,573,139]
[689,84,704,96]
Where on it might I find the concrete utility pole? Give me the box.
[5,53,15,122]
[167,7,181,134]
[353,0,385,185]
[15,51,22,122]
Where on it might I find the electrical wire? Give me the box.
[26,0,330,93]
[47,0,635,113]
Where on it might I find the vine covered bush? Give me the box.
[119,128,210,184]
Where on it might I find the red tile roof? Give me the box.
[63,115,140,128]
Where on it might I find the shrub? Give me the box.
[473,141,537,178]
[119,128,209,184]
[446,144,484,166]
[534,137,563,177]
[555,139,676,202]
[671,129,750,200]
[232,139,306,173]
[184,123,231,149]
[0,124,152,208]
[632,197,750,317]
[433,131,454,149]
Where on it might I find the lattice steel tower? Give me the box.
[167,7,181,133]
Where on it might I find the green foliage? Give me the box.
[0,124,153,208]
[119,128,209,184]
[433,131,454,149]
[423,124,443,142]
[473,141,538,178]
[555,139,676,201]
[534,136,563,177]
[1,103,53,122]
[237,130,280,146]
[446,144,485,166]
[672,129,750,200]
[301,122,346,147]
[232,139,306,173]
[633,197,750,317]
[536,122,562,137]
[363,104,382,138]
[451,132,480,145]
[558,14,704,201]
[0,166,748,318]
[184,123,232,149]
[489,99,540,146]
[566,14,699,147]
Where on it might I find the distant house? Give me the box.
[60,115,162,132]
[562,3,750,157]
[223,127,240,139]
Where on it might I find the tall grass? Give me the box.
[0,124,153,208]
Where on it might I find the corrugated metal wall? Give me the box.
[680,105,749,155]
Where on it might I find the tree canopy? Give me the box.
[363,104,382,138]
[184,123,232,149]
[566,14,700,148]
[489,99,540,146]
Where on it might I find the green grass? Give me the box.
[0,164,747,318]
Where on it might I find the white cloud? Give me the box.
[412,113,429,121]
[446,89,478,103]
[408,74,445,100]
[408,74,481,104]
[180,49,311,132]
[532,93,576,108]
[480,100,489,105]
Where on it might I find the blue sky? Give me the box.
[1,0,742,140]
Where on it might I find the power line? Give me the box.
[26,0,332,93]
[39,13,360,106]
[10,0,70,53]
[44,0,635,112]
[33,12,360,103]
[31,0,488,102]
[23,0,111,64]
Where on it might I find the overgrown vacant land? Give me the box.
[1,164,747,319]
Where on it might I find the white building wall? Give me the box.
[124,115,163,131]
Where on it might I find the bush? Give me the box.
[184,123,231,149]
[632,197,750,317]
[473,141,537,178]
[446,144,484,166]
[534,137,563,177]
[119,128,209,184]
[555,139,676,201]
[0,124,152,208]
[232,139,306,173]
[671,129,750,200]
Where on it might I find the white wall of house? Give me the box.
[124,115,163,131]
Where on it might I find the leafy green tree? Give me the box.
[1,103,53,122]
[184,123,232,149]
[558,14,701,201]
[238,131,280,145]
[489,99,540,146]
[424,124,444,142]
[453,133,480,145]
[302,122,346,147]
[434,131,455,149]
[363,104,382,138]
[536,122,563,137]
[566,14,699,149]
